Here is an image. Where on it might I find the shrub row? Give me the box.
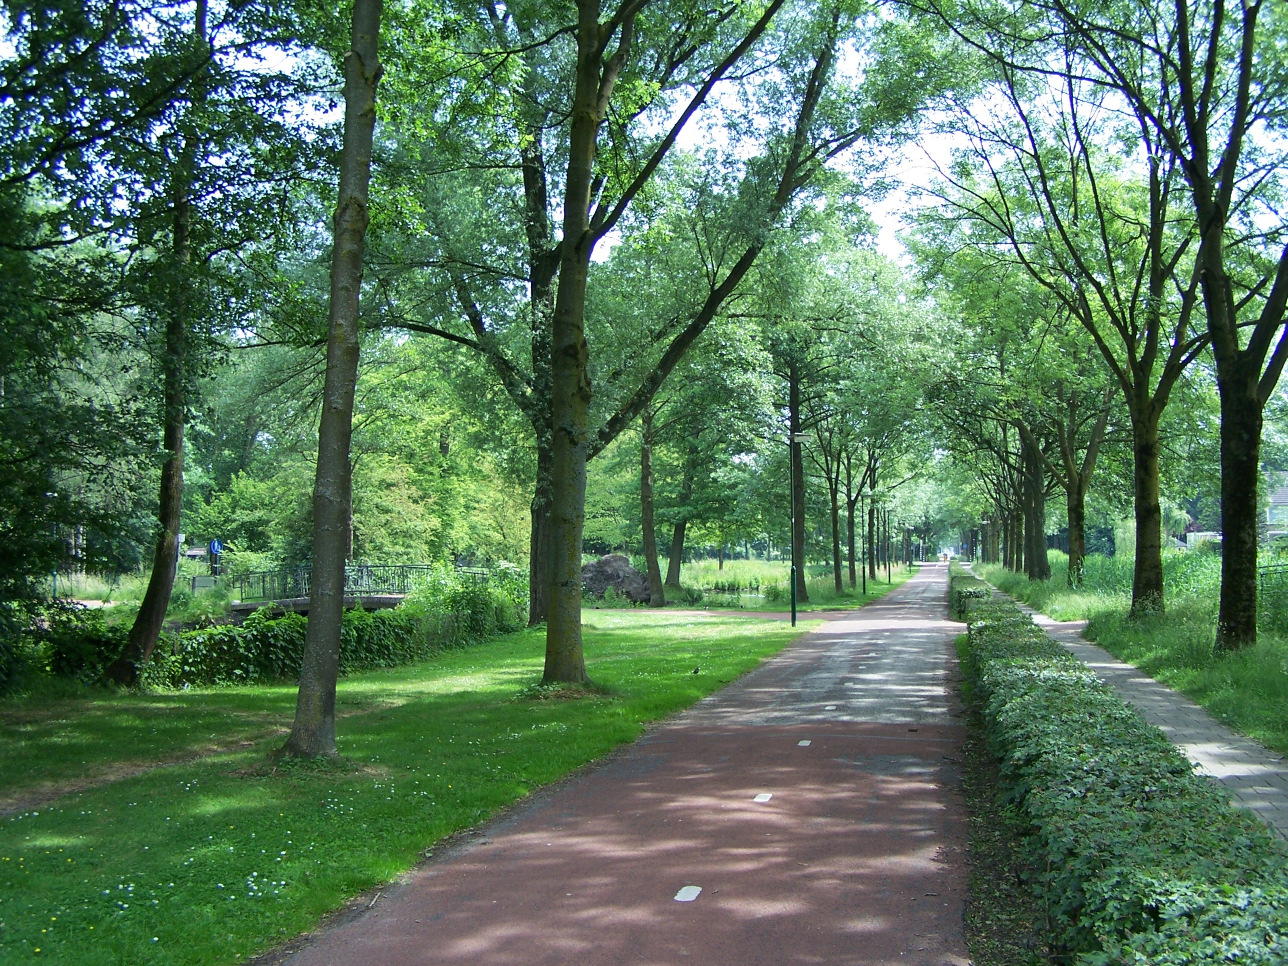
[0,602,24,695]
[949,572,990,618]
[35,579,524,690]
[955,579,1288,965]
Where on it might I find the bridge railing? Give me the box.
[226,564,476,603]
[227,569,310,603]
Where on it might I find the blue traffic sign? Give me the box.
[209,539,224,555]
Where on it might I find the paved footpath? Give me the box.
[1011,599,1288,839]
[280,564,970,966]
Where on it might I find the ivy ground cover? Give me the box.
[0,611,815,966]
[977,553,1288,757]
[957,581,1288,964]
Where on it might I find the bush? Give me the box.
[950,573,990,619]
[43,604,129,684]
[962,593,1288,964]
[142,567,528,688]
[27,565,531,689]
[0,602,27,695]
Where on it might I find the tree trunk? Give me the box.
[112,327,185,683]
[886,512,892,581]
[1129,407,1166,617]
[829,482,842,593]
[883,509,891,582]
[665,520,687,588]
[1055,386,1109,588]
[717,545,724,570]
[827,457,842,593]
[789,365,808,602]
[1215,367,1263,650]
[108,1,208,686]
[846,498,857,588]
[867,501,877,580]
[528,440,553,625]
[1022,429,1050,581]
[639,413,665,607]
[544,1,633,684]
[277,0,382,759]
[1067,485,1087,588]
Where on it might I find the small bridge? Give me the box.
[194,564,491,617]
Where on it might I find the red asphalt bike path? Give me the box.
[279,563,970,966]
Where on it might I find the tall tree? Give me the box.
[922,56,1207,614]
[109,0,211,683]
[0,0,323,677]
[912,235,1116,585]
[1034,0,1288,645]
[279,0,383,759]
[380,1,952,682]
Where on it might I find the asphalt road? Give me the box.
[279,562,969,966]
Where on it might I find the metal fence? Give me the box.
[1259,564,1288,630]
[226,564,453,603]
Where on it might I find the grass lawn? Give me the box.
[0,610,820,966]
[975,557,1288,758]
[619,558,918,614]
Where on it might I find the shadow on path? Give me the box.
[279,564,970,966]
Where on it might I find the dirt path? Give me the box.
[278,562,969,966]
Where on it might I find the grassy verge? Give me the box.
[974,557,1288,758]
[972,559,1127,623]
[0,611,816,966]
[746,564,917,613]
[1078,605,1288,758]
[624,563,918,614]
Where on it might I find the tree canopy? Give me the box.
[4,0,1286,732]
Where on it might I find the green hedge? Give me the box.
[959,585,1288,965]
[950,572,990,618]
[0,602,29,695]
[143,581,521,687]
[32,574,526,690]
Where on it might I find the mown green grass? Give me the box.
[646,557,917,613]
[0,611,818,966]
[976,552,1288,757]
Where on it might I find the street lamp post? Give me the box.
[789,431,809,626]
